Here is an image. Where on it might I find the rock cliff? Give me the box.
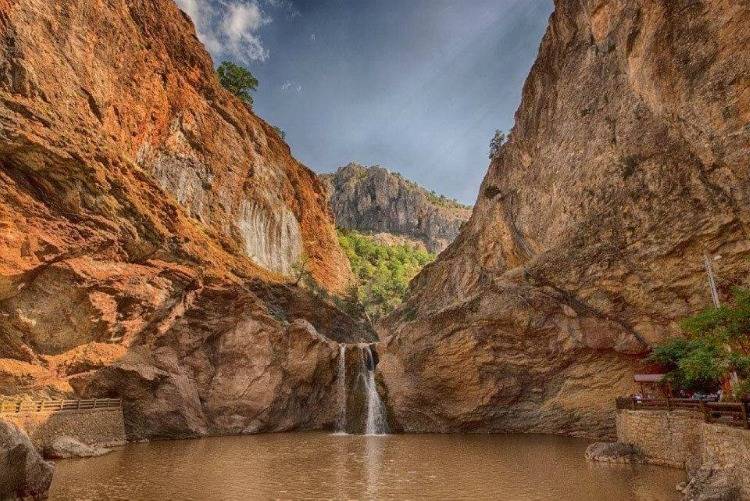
[380,0,750,438]
[0,0,370,438]
[322,163,472,253]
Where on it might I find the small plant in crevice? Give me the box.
[489,129,506,160]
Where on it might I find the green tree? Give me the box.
[337,229,435,322]
[489,129,506,160]
[217,61,258,105]
[291,253,311,287]
[649,288,750,397]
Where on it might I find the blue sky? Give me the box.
[175,0,553,204]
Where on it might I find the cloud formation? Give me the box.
[281,80,303,93]
[175,0,272,62]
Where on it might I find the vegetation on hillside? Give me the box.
[272,126,286,140]
[217,61,258,106]
[649,288,750,398]
[390,172,472,211]
[425,190,472,211]
[337,229,435,321]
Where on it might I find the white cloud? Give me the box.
[175,0,271,62]
[281,80,303,94]
[264,0,300,18]
[223,3,267,40]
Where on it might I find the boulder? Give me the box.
[585,441,643,464]
[43,436,110,460]
[0,420,53,500]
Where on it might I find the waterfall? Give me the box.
[363,345,389,435]
[336,344,347,433]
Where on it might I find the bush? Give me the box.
[649,287,750,395]
[337,229,435,322]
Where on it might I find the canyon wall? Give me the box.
[0,0,350,289]
[322,163,471,253]
[0,0,368,438]
[380,0,750,438]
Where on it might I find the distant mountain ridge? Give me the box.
[321,163,472,253]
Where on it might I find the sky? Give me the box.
[175,0,554,204]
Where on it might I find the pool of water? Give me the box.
[50,433,684,500]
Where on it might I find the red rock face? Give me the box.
[380,0,750,438]
[0,0,350,291]
[0,0,366,436]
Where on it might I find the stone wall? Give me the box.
[616,410,703,469]
[1,409,126,449]
[700,423,750,499]
[617,410,750,498]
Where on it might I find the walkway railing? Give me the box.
[616,396,750,429]
[0,398,122,415]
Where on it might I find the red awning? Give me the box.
[634,374,666,383]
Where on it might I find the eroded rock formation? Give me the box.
[322,163,472,253]
[0,0,370,437]
[380,0,750,438]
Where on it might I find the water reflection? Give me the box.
[50,433,684,500]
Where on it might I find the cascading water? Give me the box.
[363,345,389,435]
[336,344,347,433]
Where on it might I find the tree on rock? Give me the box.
[217,61,258,106]
[489,129,506,160]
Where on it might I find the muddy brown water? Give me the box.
[50,432,684,500]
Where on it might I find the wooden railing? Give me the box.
[0,398,122,415]
[616,396,750,429]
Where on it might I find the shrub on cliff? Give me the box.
[217,61,258,105]
[649,288,750,396]
[489,129,506,160]
[337,229,435,321]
